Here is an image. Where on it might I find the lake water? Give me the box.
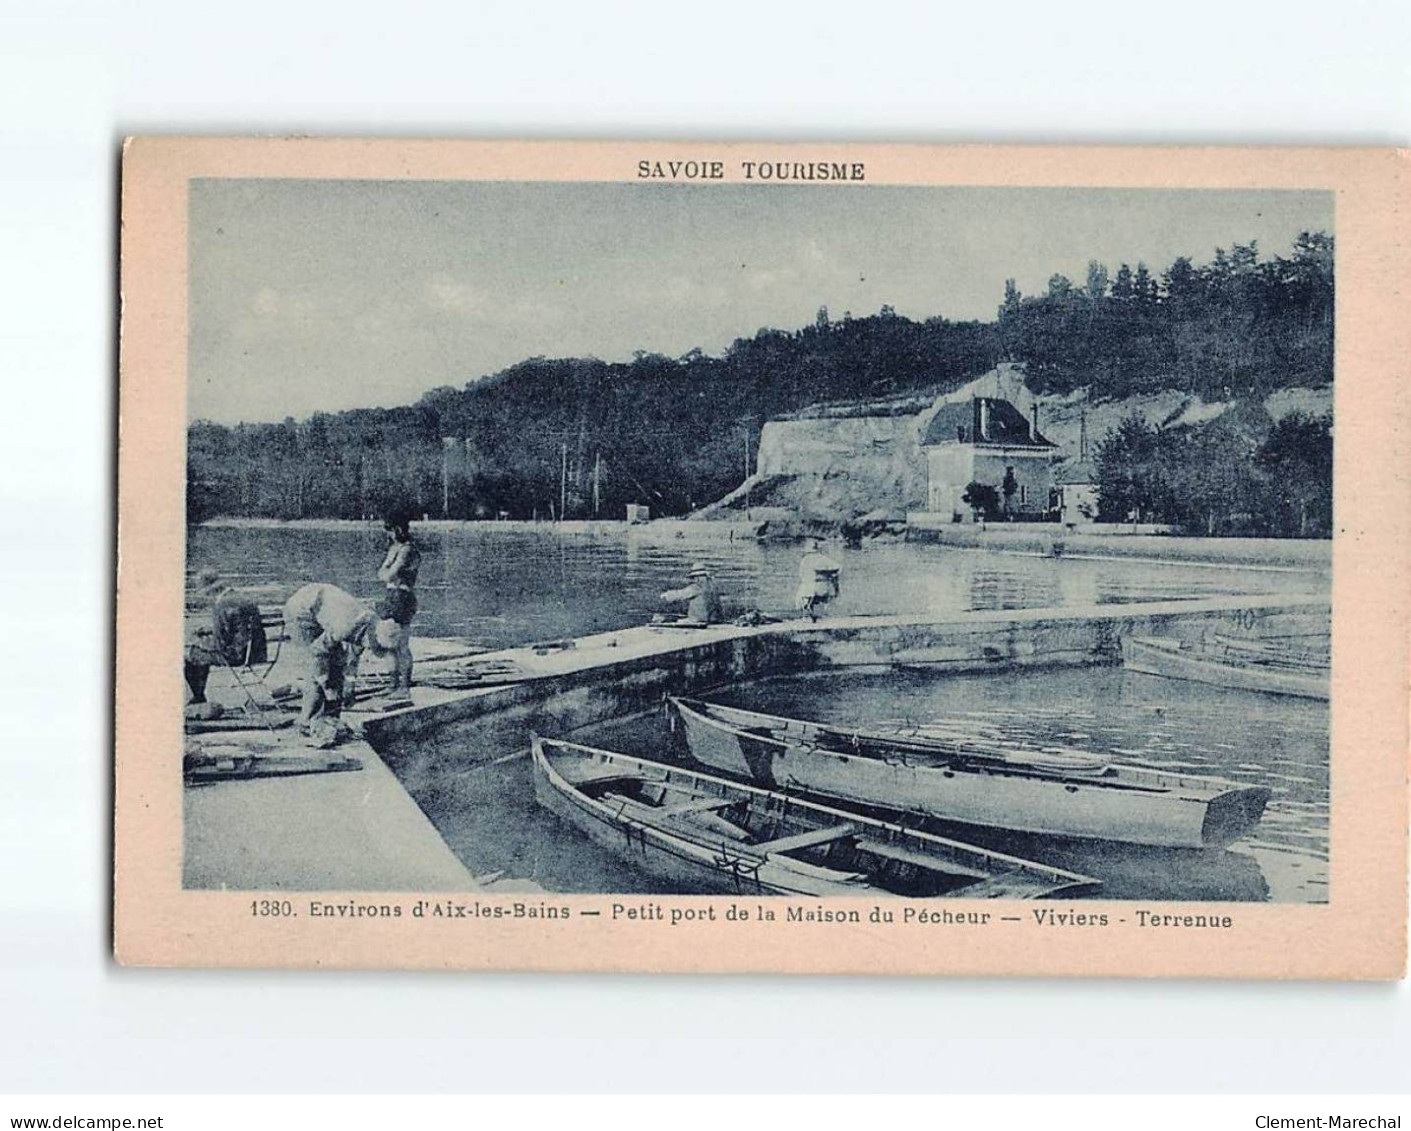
[189,522,1330,902]
[189,522,1324,648]
[411,668,1328,904]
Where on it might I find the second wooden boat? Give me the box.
[670,697,1272,849]
[532,736,1101,899]
[1122,635,1329,701]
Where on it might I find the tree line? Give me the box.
[188,233,1333,529]
[187,310,999,523]
[997,232,1333,399]
[1093,410,1332,538]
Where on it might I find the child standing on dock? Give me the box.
[376,508,422,696]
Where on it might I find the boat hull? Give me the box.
[1122,636,1329,701]
[531,739,1100,898]
[531,754,785,896]
[674,700,1270,849]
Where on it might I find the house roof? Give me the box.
[919,402,975,447]
[920,397,1057,449]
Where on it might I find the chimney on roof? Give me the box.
[1031,403,1040,440]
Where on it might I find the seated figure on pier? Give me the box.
[659,563,725,626]
[183,568,268,712]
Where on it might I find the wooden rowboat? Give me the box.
[670,698,1272,850]
[531,736,1101,899]
[1122,635,1329,701]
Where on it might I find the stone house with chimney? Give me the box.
[919,396,1059,521]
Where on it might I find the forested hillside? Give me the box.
[188,313,1000,522]
[187,234,1333,524]
[998,232,1333,398]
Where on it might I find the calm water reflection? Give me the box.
[190,523,1322,649]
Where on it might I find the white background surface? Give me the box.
[1,0,1407,1095]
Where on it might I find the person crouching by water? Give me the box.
[659,562,724,626]
[376,507,421,695]
[283,582,401,746]
[795,538,841,621]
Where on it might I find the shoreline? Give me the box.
[201,515,634,534]
[902,524,1330,571]
[198,515,1332,570]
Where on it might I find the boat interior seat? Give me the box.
[568,770,644,796]
[855,836,991,880]
[757,855,869,885]
[600,791,758,845]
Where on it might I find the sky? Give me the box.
[188,180,1333,424]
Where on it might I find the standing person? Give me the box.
[376,507,422,696]
[795,537,841,621]
[659,563,725,626]
[283,582,400,745]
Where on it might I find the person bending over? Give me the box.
[283,582,401,743]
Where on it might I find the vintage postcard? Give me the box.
[116,139,1408,977]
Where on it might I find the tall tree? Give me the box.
[1084,260,1109,301]
[1111,263,1135,302]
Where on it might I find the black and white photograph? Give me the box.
[179,175,1335,908]
[6,0,1410,1114]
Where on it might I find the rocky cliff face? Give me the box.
[699,364,1331,521]
[754,412,930,514]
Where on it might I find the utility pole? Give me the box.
[592,451,602,517]
[742,427,752,521]
[441,437,454,519]
[560,442,568,523]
